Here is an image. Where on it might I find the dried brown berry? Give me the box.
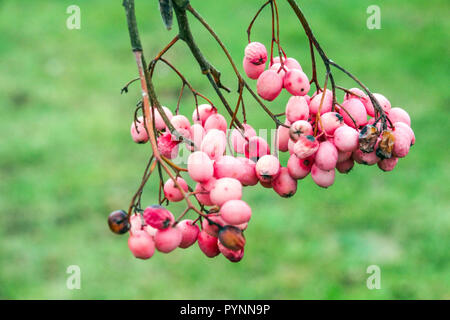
[108,210,130,235]
[218,225,246,251]
[376,130,395,159]
[359,125,379,153]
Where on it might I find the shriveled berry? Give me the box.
[108,210,130,235]
[143,205,175,230]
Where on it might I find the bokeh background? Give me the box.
[0,0,449,299]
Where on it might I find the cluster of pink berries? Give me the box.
[243,41,415,188]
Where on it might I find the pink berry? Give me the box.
[188,151,214,182]
[218,241,244,263]
[204,113,227,133]
[244,42,268,65]
[236,157,258,186]
[128,230,155,259]
[352,149,380,165]
[392,127,411,158]
[194,182,214,207]
[284,57,302,70]
[129,214,142,233]
[286,96,310,123]
[244,136,270,161]
[157,131,180,159]
[243,57,266,80]
[394,122,415,145]
[170,115,191,140]
[315,141,338,171]
[294,135,319,159]
[289,120,313,141]
[270,63,289,79]
[283,69,310,96]
[143,205,175,230]
[144,225,158,237]
[378,157,399,171]
[192,104,216,126]
[340,99,368,128]
[202,215,225,238]
[257,70,283,101]
[214,155,244,180]
[309,89,333,114]
[176,219,200,249]
[209,178,242,206]
[287,154,313,179]
[154,227,182,253]
[271,167,298,198]
[319,112,344,135]
[276,123,291,152]
[388,107,411,126]
[231,123,257,154]
[373,93,391,113]
[344,88,374,117]
[337,150,352,163]
[333,126,359,152]
[163,177,188,202]
[189,123,205,151]
[336,158,354,173]
[220,199,252,225]
[311,164,335,188]
[130,116,149,144]
[200,129,227,160]
[255,155,281,183]
[197,230,220,258]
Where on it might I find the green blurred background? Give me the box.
[0,0,449,299]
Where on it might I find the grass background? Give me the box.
[0,0,449,299]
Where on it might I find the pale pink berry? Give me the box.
[170,115,191,140]
[209,178,242,206]
[237,157,258,186]
[336,158,354,174]
[176,219,200,249]
[284,57,302,70]
[204,113,227,133]
[201,129,227,160]
[143,205,175,230]
[293,135,319,159]
[337,150,352,163]
[344,88,374,117]
[144,225,157,237]
[257,70,283,101]
[255,155,281,183]
[218,241,244,263]
[188,151,214,182]
[244,136,270,161]
[311,164,335,188]
[283,69,310,96]
[289,120,313,141]
[194,182,214,207]
[129,214,142,233]
[270,56,282,66]
[352,149,380,165]
[287,154,313,179]
[309,89,333,114]
[197,230,220,258]
[244,42,268,65]
[128,230,155,259]
[130,116,149,143]
[231,123,257,154]
[151,106,173,130]
[157,131,180,159]
[163,177,188,202]
[286,96,310,123]
[233,222,248,231]
[373,93,391,113]
[315,141,338,171]
[333,126,359,152]
[202,215,225,237]
[214,155,244,180]
[340,99,368,128]
[388,107,411,126]
[288,138,295,154]
[394,122,415,145]
[392,127,411,158]
[220,200,252,225]
[192,104,216,126]
[243,57,266,80]
[271,167,298,198]
[378,157,399,171]
[270,63,289,79]
[154,227,182,253]
[319,112,344,135]
[189,123,205,151]
[276,123,291,152]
